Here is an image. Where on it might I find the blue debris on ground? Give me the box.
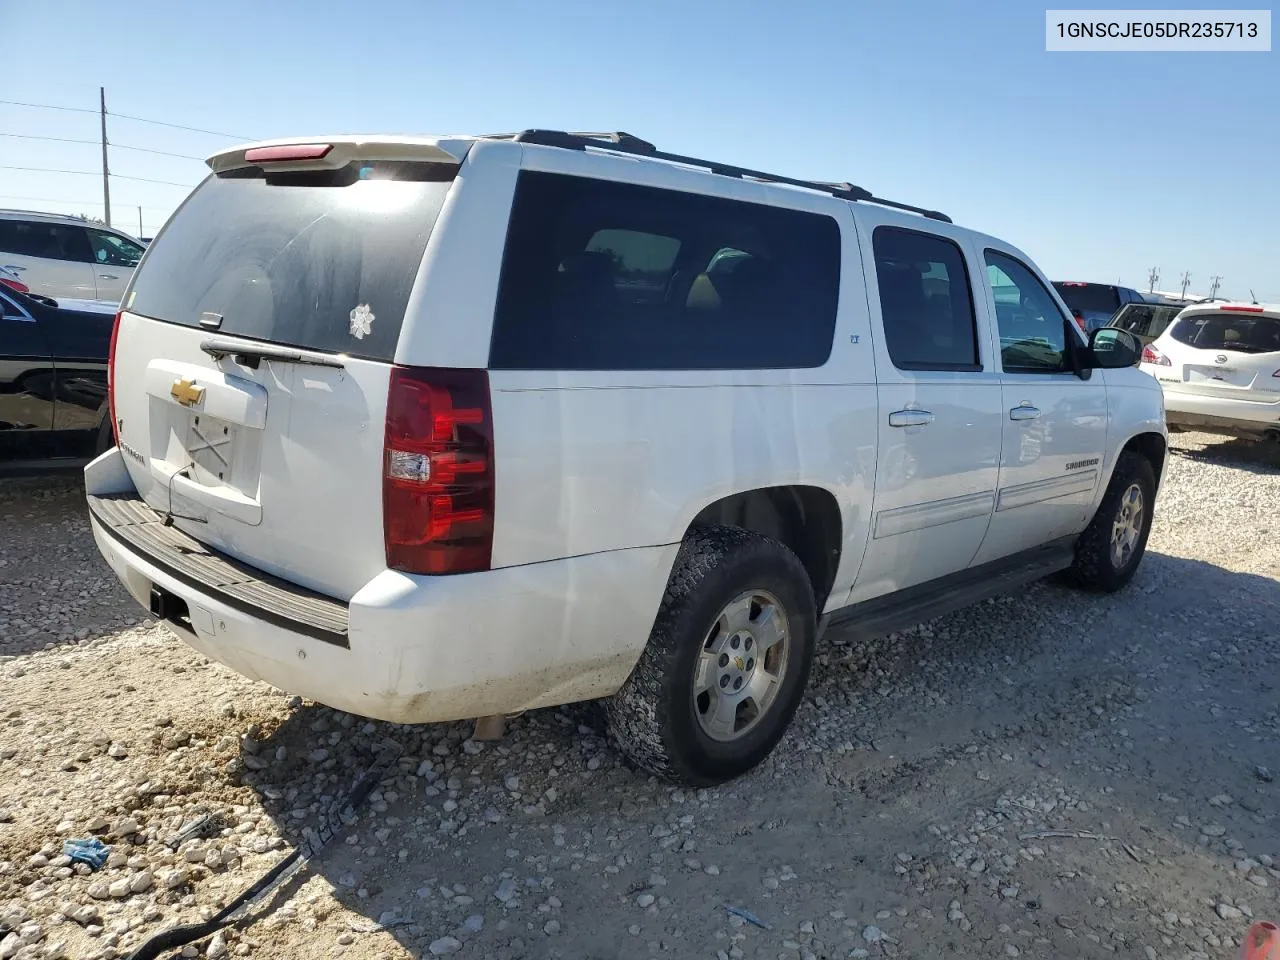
[62,837,109,870]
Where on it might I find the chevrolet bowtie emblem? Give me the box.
[170,378,205,407]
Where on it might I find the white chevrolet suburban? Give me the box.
[84,130,1166,786]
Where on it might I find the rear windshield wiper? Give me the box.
[200,338,346,370]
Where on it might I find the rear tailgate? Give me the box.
[111,141,465,600]
[1163,310,1280,402]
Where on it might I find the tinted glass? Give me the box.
[1052,282,1121,315]
[1113,304,1183,338]
[489,172,841,370]
[988,251,1071,373]
[1112,304,1157,336]
[1169,313,1280,354]
[87,229,145,268]
[872,227,979,370]
[0,220,93,262]
[126,165,455,361]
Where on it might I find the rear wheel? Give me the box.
[604,526,816,786]
[1067,451,1155,592]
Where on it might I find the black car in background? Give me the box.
[1,287,115,471]
[1053,281,1148,334]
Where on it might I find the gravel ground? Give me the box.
[1,432,1278,960]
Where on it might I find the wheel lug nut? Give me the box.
[746,658,754,670]
[733,677,742,690]
[718,653,729,668]
[730,636,740,650]
[719,676,729,688]
[744,637,752,650]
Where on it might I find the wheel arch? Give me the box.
[1115,430,1168,492]
[686,484,843,612]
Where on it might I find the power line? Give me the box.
[0,98,251,140]
[0,98,97,116]
[0,193,173,210]
[0,132,205,161]
[0,165,194,188]
[110,110,251,141]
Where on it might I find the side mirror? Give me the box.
[1087,327,1142,369]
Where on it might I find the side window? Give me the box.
[87,230,145,268]
[0,220,94,262]
[871,226,980,371]
[489,172,841,370]
[985,250,1072,373]
[1115,305,1154,336]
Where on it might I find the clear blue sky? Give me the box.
[3,0,1277,301]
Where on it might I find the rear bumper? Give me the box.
[86,449,677,724]
[1160,387,1280,433]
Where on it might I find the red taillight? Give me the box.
[244,143,333,163]
[1141,343,1171,367]
[0,277,29,294]
[383,367,494,575]
[1072,311,1087,330]
[107,310,122,444]
[1221,305,1264,313]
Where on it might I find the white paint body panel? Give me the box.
[969,239,1109,565]
[1,251,98,300]
[88,133,1167,725]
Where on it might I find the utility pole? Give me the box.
[99,87,111,228]
[1147,267,1160,293]
[1180,271,1191,299]
[1208,275,1223,299]
[138,206,143,238]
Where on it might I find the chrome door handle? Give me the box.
[888,409,935,428]
[1009,405,1042,421]
[98,274,119,280]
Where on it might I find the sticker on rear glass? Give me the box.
[349,303,374,340]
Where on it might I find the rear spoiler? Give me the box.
[207,136,474,175]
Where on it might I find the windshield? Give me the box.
[1053,282,1122,315]
[1169,313,1280,354]
[126,164,454,361]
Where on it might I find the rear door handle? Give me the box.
[98,274,119,280]
[1009,405,1042,421]
[888,409,935,428]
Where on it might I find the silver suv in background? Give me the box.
[0,210,146,302]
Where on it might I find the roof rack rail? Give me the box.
[485,130,951,223]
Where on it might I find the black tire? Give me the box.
[1066,451,1155,592]
[604,526,816,786]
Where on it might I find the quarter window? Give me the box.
[986,251,1072,373]
[489,172,842,370]
[871,227,980,371]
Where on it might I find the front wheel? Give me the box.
[1067,451,1156,592]
[604,526,816,786]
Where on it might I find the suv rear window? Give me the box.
[1053,282,1121,315]
[1169,312,1280,354]
[489,172,841,370]
[126,164,455,361]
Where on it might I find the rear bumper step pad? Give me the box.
[88,493,349,646]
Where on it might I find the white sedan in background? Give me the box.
[1141,301,1280,441]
